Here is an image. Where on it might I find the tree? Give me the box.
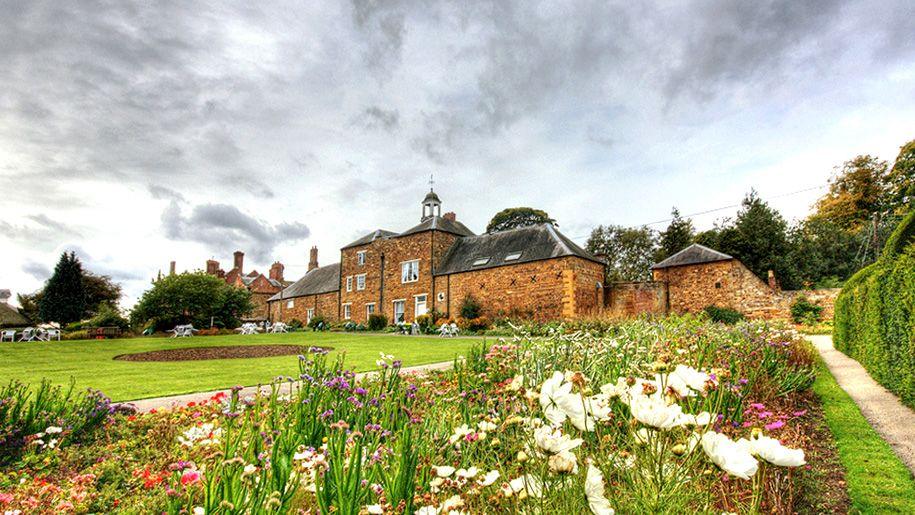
[715,191,800,289]
[656,208,695,261]
[130,272,253,331]
[788,218,861,288]
[39,252,87,326]
[486,207,556,233]
[586,225,658,282]
[16,291,41,322]
[82,272,122,317]
[813,155,890,231]
[887,139,915,213]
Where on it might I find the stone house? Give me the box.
[268,190,605,325]
[608,243,840,320]
[203,251,289,321]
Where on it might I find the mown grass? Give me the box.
[0,332,480,402]
[812,358,915,513]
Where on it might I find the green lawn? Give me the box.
[813,358,915,513]
[0,332,481,402]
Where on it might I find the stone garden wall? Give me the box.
[606,281,668,317]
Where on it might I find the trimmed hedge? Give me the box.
[834,210,915,408]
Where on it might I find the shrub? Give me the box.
[343,321,367,332]
[129,272,253,331]
[367,313,388,331]
[703,305,745,324]
[287,318,304,331]
[459,294,482,319]
[62,330,89,341]
[834,211,915,408]
[457,315,491,332]
[415,313,435,333]
[308,315,329,330]
[790,295,823,324]
[87,303,130,331]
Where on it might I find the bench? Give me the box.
[87,327,122,339]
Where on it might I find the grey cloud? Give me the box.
[148,185,187,202]
[21,261,51,281]
[355,106,400,131]
[162,201,310,261]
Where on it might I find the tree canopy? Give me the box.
[586,225,658,282]
[813,154,890,230]
[19,269,122,323]
[656,208,695,261]
[486,207,556,233]
[39,252,87,326]
[130,272,253,331]
[887,139,915,212]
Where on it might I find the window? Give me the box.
[343,303,352,319]
[472,257,490,266]
[393,300,406,323]
[306,308,314,323]
[401,260,419,283]
[356,274,366,291]
[286,299,294,309]
[437,291,445,302]
[346,276,353,292]
[414,294,428,317]
[366,303,375,317]
[357,251,366,266]
[504,252,522,262]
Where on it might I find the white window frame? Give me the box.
[472,257,490,266]
[401,259,420,283]
[366,302,375,318]
[504,251,523,262]
[343,303,352,320]
[346,276,353,292]
[356,273,366,291]
[414,294,428,318]
[357,251,366,266]
[306,308,315,323]
[392,299,406,323]
[286,299,294,309]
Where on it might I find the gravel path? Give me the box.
[124,360,453,413]
[810,334,915,474]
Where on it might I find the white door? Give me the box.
[306,308,314,323]
[415,294,428,318]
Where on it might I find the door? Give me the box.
[415,294,428,318]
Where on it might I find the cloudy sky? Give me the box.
[1,0,914,307]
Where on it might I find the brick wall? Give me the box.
[607,281,668,317]
[434,256,604,321]
[268,291,339,324]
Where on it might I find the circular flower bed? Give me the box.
[112,345,331,362]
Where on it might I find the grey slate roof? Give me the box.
[651,243,733,270]
[398,216,475,238]
[434,223,603,276]
[342,229,398,249]
[239,275,285,289]
[268,263,341,301]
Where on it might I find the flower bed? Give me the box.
[0,317,841,513]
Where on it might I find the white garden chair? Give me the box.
[438,323,450,337]
[18,327,37,341]
[171,324,198,337]
[235,323,259,335]
[1,330,16,342]
[270,322,288,334]
[449,323,459,337]
[45,328,61,341]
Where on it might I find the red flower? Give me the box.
[180,470,201,486]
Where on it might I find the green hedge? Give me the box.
[834,210,915,408]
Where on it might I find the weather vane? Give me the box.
[429,173,434,191]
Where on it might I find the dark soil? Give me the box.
[113,345,330,362]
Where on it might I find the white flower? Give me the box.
[503,474,543,499]
[193,508,205,515]
[701,432,759,480]
[743,435,806,467]
[448,425,474,445]
[441,495,463,512]
[539,372,573,426]
[178,423,222,447]
[433,465,456,477]
[661,365,710,397]
[478,470,500,487]
[633,428,652,445]
[507,375,524,391]
[533,425,583,454]
[415,507,439,515]
[548,450,578,474]
[477,420,497,432]
[243,464,257,475]
[599,378,628,399]
[585,464,616,515]
[628,395,685,430]
[607,452,636,469]
[366,505,384,514]
[455,467,478,479]
[45,426,63,434]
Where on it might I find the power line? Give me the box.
[568,184,827,241]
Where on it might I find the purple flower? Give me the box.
[354,387,367,396]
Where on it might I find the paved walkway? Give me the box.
[810,334,915,474]
[125,361,453,413]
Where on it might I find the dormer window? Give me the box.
[504,252,522,262]
[472,257,490,266]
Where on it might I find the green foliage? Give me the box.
[39,252,87,326]
[87,303,130,331]
[790,295,823,325]
[656,207,695,261]
[81,273,123,318]
[459,294,482,319]
[486,207,556,233]
[834,213,915,408]
[586,224,658,282]
[129,272,253,331]
[287,318,304,330]
[367,313,388,331]
[814,154,891,231]
[881,209,915,259]
[703,305,745,324]
[414,313,434,333]
[887,139,915,213]
[308,315,329,330]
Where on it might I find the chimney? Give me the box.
[270,261,285,282]
[233,250,244,272]
[206,259,219,275]
[308,246,319,272]
[443,211,457,222]
[767,270,780,291]
[169,261,176,275]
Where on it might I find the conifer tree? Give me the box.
[38,251,87,325]
[657,208,695,260]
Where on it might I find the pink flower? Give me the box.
[758,411,773,419]
[0,492,13,503]
[749,403,765,410]
[792,410,807,417]
[764,420,785,430]
[180,470,201,486]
